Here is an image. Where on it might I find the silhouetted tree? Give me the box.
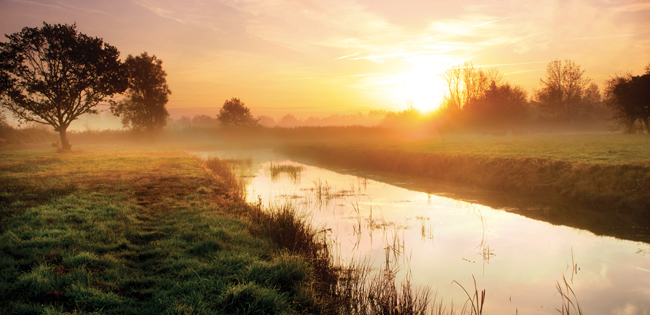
[111,52,171,132]
[0,22,126,150]
[464,82,529,127]
[534,59,591,121]
[216,97,258,127]
[605,69,650,133]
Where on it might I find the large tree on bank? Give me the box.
[111,52,171,132]
[0,22,126,150]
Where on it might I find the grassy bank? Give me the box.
[281,135,650,242]
[0,147,333,314]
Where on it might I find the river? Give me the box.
[195,149,650,314]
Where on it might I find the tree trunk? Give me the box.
[59,127,71,151]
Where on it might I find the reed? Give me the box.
[555,274,583,315]
[266,162,304,182]
[334,262,433,315]
[452,275,485,315]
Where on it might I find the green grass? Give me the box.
[360,133,650,165]
[0,147,324,314]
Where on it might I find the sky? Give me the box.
[1,0,649,122]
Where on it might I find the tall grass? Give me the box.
[266,162,304,182]
[203,157,246,201]
[334,262,434,315]
[555,274,583,315]
[452,276,485,315]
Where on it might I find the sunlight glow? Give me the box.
[389,57,454,113]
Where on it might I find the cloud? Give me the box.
[336,52,362,60]
[9,0,108,15]
[350,73,382,77]
[133,0,189,24]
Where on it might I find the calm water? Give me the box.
[195,149,650,314]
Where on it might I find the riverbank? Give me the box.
[0,147,333,314]
[281,138,650,241]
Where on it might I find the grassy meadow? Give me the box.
[0,147,332,314]
[379,133,650,164]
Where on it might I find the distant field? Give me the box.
[361,133,650,164]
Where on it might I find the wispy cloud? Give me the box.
[471,12,525,28]
[470,60,550,68]
[503,69,541,76]
[10,0,63,10]
[335,52,361,60]
[350,49,460,62]
[573,33,636,40]
[350,73,382,77]
[10,0,108,15]
[132,0,189,24]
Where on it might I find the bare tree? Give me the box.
[441,62,497,112]
[534,59,591,121]
[442,66,463,112]
[0,23,126,150]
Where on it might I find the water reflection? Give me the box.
[265,162,303,184]
[194,149,650,314]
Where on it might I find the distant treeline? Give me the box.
[169,111,389,129]
[166,59,648,134]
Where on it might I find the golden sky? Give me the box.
[1,0,649,120]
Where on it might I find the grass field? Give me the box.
[0,147,329,314]
[360,133,650,165]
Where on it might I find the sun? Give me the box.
[389,60,449,113]
[400,70,446,112]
